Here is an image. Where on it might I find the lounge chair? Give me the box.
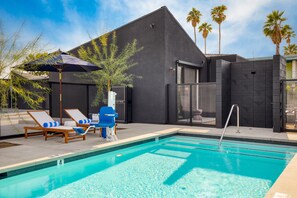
[24,125,45,139]
[27,110,86,143]
[64,109,97,133]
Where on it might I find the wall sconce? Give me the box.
[150,23,155,29]
[169,67,176,71]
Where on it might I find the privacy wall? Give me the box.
[216,56,286,131]
[230,60,273,128]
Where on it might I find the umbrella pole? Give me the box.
[58,69,62,124]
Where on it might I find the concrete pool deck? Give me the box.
[0,123,296,197]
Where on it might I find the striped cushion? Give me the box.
[78,119,92,124]
[43,121,60,128]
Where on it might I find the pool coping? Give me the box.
[0,128,180,177]
[0,128,297,197]
[265,154,297,198]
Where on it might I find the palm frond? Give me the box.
[211,5,227,24]
[284,44,297,55]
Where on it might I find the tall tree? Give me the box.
[282,24,296,46]
[284,44,297,55]
[211,5,227,54]
[0,24,49,109]
[186,8,202,45]
[263,10,286,55]
[77,32,143,106]
[198,22,212,54]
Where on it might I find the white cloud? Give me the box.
[95,0,296,57]
[39,0,105,52]
[96,0,209,50]
[2,0,296,57]
[93,0,276,55]
[219,0,275,55]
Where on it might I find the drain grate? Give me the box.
[0,142,20,149]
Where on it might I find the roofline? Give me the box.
[69,6,206,61]
[284,54,297,61]
[162,6,206,60]
[206,53,246,59]
[247,56,273,61]
[247,54,297,61]
[69,6,168,52]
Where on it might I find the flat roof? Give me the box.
[248,55,297,62]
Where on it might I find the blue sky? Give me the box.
[1,0,297,58]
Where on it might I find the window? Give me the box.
[177,65,199,84]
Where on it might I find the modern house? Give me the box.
[50,6,207,124]
[48,6,293,132]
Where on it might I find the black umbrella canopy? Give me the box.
[24,50,101,72]
[24,50,101,124]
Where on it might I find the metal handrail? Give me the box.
[218,104,240,146]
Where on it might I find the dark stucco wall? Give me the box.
[163,7,207,124]
[230,60,273,128]
[115,7,167,124]
[216,60,231,128]
[272,55,286,132]
[215,58,275,129]
[50,83,89,117]
[207,54,247,82]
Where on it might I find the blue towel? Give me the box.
[73,127,85,135]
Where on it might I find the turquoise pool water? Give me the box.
[1,136,296,198]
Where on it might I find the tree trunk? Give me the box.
[219,23,221,54]
[204,38,206,54]
[286,38,289,46]
[194,27,196,44]
[276,43,280,55]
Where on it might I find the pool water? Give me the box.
[0,136,296,197]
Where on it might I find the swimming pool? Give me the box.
[0,135,296,197]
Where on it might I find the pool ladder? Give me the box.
[218,104,240,146]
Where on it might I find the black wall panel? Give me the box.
[51,83,88,118]
[216,60,231,128]
[230,60,273,128]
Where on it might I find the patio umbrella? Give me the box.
[24,50,101,123]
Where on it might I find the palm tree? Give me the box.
[263,10,286,55]
[282,25,296,46]
[187,8,202,44]
[284,44,297,55]
[198,23,212,54]
[211,5,227,54]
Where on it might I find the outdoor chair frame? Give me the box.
[64,108,96,133]
[27,110,86,143]
[64,108,117,135]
